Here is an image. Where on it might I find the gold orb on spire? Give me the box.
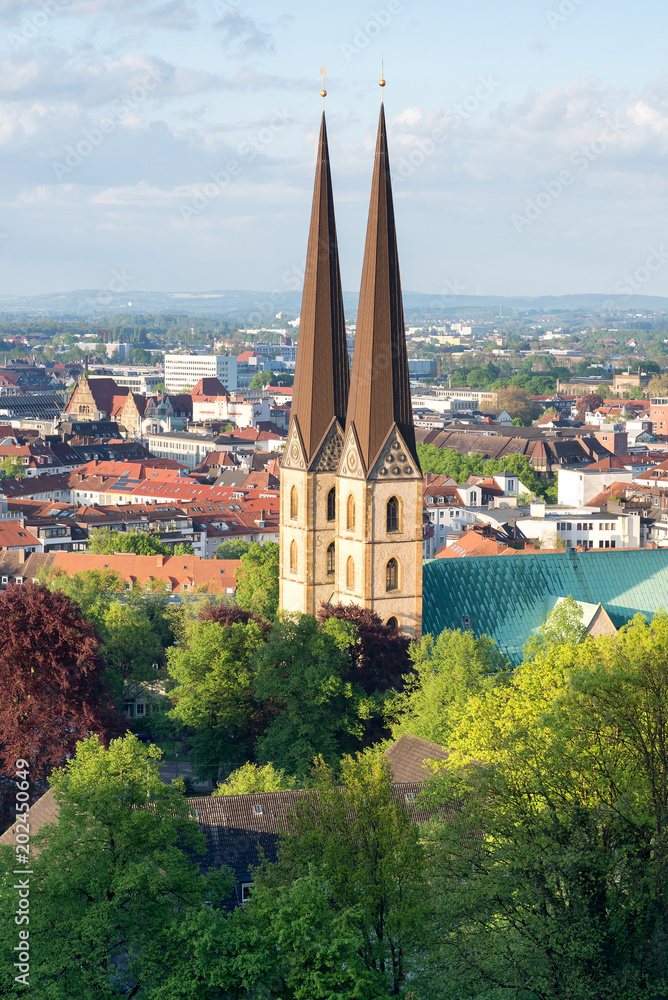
[320,63,327,99]
[380,58,385,88]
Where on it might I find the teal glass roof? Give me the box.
[423,549,668,666]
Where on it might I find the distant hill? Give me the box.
[1,289,668,320]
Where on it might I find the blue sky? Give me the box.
[2,0,668,299]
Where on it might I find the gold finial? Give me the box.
[379,59,385,97]
[320,64,327,106]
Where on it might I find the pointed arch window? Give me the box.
[386,557,399,592]
[290,486,298,520]
[327,487,336,522]
[346,556,355,591]
[346,494,356,531]
[290,540,297,574]
[386,496,400,532]
[326,542,335,576]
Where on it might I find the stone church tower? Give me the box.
[280,97,423,637]
[279,111,350,616]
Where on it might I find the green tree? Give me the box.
[495,386,542,424]
[215,540,252,559]
[0,734,231,999]
[422,612,668,1000]
[262,753,424,996]
[235,541,280,620]
[248,369,273,389]
[390,628,508,746]
[88,527,172,556]
[252,614,367,776]
[213,761,296,795]
[167,617,267,780]
[0,456,27,479]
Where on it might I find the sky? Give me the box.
[2,0,668,300]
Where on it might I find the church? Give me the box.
[279,90,423,638]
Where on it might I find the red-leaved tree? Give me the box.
[0,583,120,786]
[317,603,413,694]
[198,602,272,639]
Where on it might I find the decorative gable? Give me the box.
[368,424,422,482]
[337,422,366,480]
[281,418,307,472]
[308,418,344,473]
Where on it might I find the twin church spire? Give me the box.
[279,90,422,637]
[291,97,418,472]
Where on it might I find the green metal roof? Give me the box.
[423,549,668,665]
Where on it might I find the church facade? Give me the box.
[279,101,423,637]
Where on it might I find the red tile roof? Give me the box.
[52,552,242,594]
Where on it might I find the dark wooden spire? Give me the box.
[345,103,417,472]
[290,112,349,464]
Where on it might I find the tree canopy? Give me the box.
[0,582,118,784]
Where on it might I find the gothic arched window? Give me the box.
[327,487,336,522]
[290,539,297,574]
[326,542,335,576]
[346,556,355,591]
[386,496,400,532]
[290,486,298,520]
[346,494,355,531]
[386,557,399,592]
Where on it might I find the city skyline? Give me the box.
[1,0,668,299]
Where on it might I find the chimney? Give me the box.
[156,555,164,567]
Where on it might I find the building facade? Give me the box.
[279,102,423,637]
[164,354,238,393]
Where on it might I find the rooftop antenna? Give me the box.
[320,64,327,109]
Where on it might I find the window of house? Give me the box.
[346,556,355,590]
[136,704,145,716]
[327,487,336,522]
[386,616,398,629]
[611,540,616,548]
[241,882,254,902]
[290,486,298,520]
[387,496,399,532]
[326,542,335,576]
[386,557,399,592]
[346,494,355,531]
[290,540,297,574]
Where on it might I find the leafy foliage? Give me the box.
[252,614,367,776]
[167,617,268,779]
[417,445,553,499]
[0,583,118,783]
[87,527,192,556]
[0,456,27,479]
[235,541,280,620]
[422,612,668,999]
[316,602,412,693]
[215,539,252,559]
[0,734,231,999]
[390,627,508,745]
[213,761,296,795]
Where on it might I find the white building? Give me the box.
[558,467,635,507]
[191,394,271,429]
[144,431,216,469]
[164,354,238,393]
